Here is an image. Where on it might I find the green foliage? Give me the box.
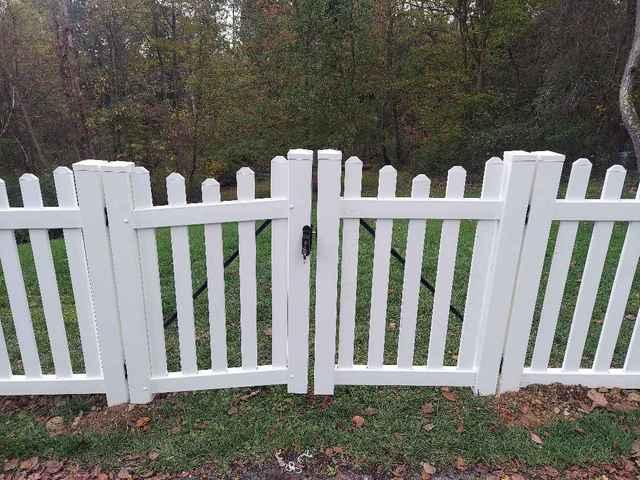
[0,0,635,192]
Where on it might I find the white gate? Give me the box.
[500,157,640,392]
[312,150,544,395]
[98,150,313,403]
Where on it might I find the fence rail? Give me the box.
[0,150,638,404]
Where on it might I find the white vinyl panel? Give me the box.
[457,158,503,369]
[531,159,592,370]
[337,157,363,368]
[237,168,258,369]
[270,157,288,368]
[20,174,72,377]
[427,167,466,369]
[133,167,167,377]
[0,319,10,378]
[167,173,197,374]
[53,167,101,377]
[562,165,626,372]
[594,219,640,371]
[396,175,430,368]
[202,178,228,371]
[367,165,397,368]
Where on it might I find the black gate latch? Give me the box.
[302,225,313,260]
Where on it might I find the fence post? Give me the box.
[73,160,129,405]
[313,149,342,395]
[499,152,565,392]
[287,149,313,393]
[474,151,537,395]
[101,162,153,403]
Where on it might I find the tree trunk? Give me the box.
[620,0,640,172]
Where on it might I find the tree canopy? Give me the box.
[0,0,635,197]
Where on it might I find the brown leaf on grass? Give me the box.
[135,416,151,429]
[421,462,436,479]
[587,389,608,408]
[228,406,239,416]
[351,415,365,428]
[456,422,465,433]
[117,467,132,479]
[530,431,544,445]
[3,459,18,472]
[454,456,466,471]
[628,392,640,402]
[148,450,160,461]
[45,416,65,435]
[423,423,434,432]
[442,390,457,402]
[264,328,272,336]
[19,457,38,471]
[421,402,434,416]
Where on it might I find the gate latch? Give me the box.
[302,225,313,261]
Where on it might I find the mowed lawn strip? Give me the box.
[0,168,639,474]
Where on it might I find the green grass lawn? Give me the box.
[1,168,640,475]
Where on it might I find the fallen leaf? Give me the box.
[19,457,38,471]
[631,439,640,457]
[333,446,344,454]
[442,390,458,402]
[392,464,406,477]
[423,423,434,432]
[628,392,640,402]
[530,431,544,445]
[117,467,132,479]
[45,416,65,435]
[454,456,465,470]
[3,459,18,472]
[351,415,365,428]
[264,327,272,336]
[421,462,436,478]
[44,460,63,474]
[588,389,608,408]
[228,406,239,416]
[421,402,434,416]
[135,416,151,428]
[148,450,160,461]
[456,422,465,433]
[97,474,109,480]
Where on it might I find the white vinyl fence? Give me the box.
[0,149,639,404]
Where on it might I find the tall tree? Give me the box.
[621,0,640,172]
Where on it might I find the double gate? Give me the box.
[0,150,639,404]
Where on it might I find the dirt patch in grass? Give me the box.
[494,384,640,428]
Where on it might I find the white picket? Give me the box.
[427,167,465,369]
[133,167,167,377]
[73,160,129,405]
[54,167,101,378]
[562,165,626,372]
[0,180,41,378]
[530,159,592,370]
[337,157,363,369]
[397,175,430,368]
[313,149,342,394]
[20,174,72,377]
[237,167,258,369]
[202,178,228,371]
[457,157,503,369]
[167,173,198,375]
[499,152,565,392]
[287,149,313,393]
[367,165,397,368]
[270,156,288,368]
